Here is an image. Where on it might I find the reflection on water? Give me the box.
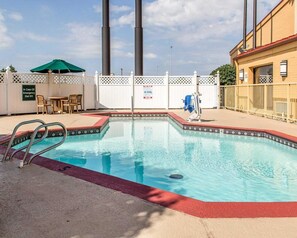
[134,151,144,183]
[102,152,111,174]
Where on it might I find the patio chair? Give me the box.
[36,95,53,114]
[76,94,83,111]
[61,94,79,114]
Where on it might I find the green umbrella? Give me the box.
[30,59,85,73]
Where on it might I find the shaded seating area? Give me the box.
[36,95,53,114]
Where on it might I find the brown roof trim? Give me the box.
[234,33,297,60]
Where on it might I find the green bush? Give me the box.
[1,65,17,72]
[210,64,236,85]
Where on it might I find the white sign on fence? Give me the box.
[143,85,153,99]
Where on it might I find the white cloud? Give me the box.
[111,38,134,58]
[63,22,135,60]
[0,12,13,49]
[111,11,134,27]
[113,0,281,45]
[64,23,100,59]
[145,53,157,59]
[8,12,23,21]
[111,5,131,13]
[16,31,51,42]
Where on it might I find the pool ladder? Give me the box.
[1,119,67,168]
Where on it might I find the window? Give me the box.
[254,65,273,84]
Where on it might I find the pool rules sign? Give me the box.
[22,85,36,101]
[143,85,153,99]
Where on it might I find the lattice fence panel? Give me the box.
[0,73,4,83]
[53,75,83,84]
[169,76,192,85]
[100,76,130,85]
[135,76,164,85]
[198,76,216,85]
[259,75,273,84]
[12,73,48,84]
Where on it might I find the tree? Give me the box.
[210,64,236,85]
[1,65,17,72]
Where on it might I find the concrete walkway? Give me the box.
[1,109,297,238]
[1,109,296,136]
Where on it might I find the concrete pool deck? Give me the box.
[1,109,297,237]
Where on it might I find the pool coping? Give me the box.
[1,112,297,218]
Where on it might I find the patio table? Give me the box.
[48,96,68,113]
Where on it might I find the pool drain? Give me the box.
[169,174,183,179]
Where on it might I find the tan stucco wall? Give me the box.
[235,40,297,84]
[272,1,295,41]
[230,0,295,59]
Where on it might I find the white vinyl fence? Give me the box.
[97,71,220,110]
[0,71,95,115]
[0,71,219,115]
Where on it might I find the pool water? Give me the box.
[15,118,297,202]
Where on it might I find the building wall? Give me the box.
[236,40,297,84]
[230,0,295,59]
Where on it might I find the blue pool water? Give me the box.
[15,118,297,202]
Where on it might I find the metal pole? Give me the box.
[135,0,143,76]
[243,0,247,49]
[102,0,110,75]
[253,0,257,49]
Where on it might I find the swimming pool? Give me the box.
[15,118,297,202]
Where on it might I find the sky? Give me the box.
[0,0,280,75]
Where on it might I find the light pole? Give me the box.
[170,45,173,75]
[120,68,123,76]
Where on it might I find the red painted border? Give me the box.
[2,112,297,218]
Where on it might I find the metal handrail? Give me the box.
[9,129,49,161]
[1,119,46,162]
[19,122,67,168]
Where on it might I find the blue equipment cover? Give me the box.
[183,95,194,113]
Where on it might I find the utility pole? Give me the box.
[135,0,143,76]
[170,45,173,75]
[102,0,110,75]
[253,0,257,49]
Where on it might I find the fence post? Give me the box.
[264,84,267,117]
[130,71,134,111]
[287,84,290,123]
[82,72,86,111]
[95,71,100,109]
[224,86,227,109]
[48,71,53,97]
[247,84,250,114]
[235,85,238,111]
[193,71,198,93]
[216,70,220,109]
[6,68,12,115]
[165,71,169,109]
